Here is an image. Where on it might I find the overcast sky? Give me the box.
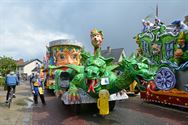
[0,0,187,61]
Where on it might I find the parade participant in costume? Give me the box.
[5,71,19,103]
[31,73,46,105]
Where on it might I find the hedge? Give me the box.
[0,77,5,86]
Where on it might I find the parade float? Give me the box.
[43,39,83,90]
[135,16,188,107]
[53,29,154,115]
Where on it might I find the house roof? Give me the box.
[19,59,42,67]
[31,66,39,72]
[101,47,125,63]
[16,59,24,65]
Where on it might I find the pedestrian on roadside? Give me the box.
[31,73,46,105]
[16,73,20,81]
[29,73,35,85]
[5,71,19,103]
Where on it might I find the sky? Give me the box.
[0,0,187,61]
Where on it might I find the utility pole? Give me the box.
[156,4,158,18]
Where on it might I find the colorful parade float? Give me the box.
[42,39,83,90]
[42,16,188,115]
[135,16,188,107]
[51,29,154,115]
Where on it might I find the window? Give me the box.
[141,40,149,54]
[165,41,174,59]
[20,67,23,71]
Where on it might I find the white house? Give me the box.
[17,59,42,80]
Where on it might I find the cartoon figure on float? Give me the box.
[53,28,154,115]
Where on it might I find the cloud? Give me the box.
[0,25,74,60]
[0,0,187,60]
[0,1,74,60]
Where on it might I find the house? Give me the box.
[16,59,42,80]
[101,46,126,64]
[31,66,40,75]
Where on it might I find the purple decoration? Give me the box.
[154,67,176,90]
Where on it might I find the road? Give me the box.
[0,81,33,125]
[32,92,188,125]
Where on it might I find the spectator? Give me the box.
[31,73,46,105]
[5,71,19,103]
[29,73,35,85]
[16,73,20,81]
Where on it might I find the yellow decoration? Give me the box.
[129,80,137,92]
[178,32,184,39]
[136,35,140,44]
[38,87,44,94]
[97,89,110,116]
[34,81,39,86]
[90,28,103,37]
[72,48,76,52]
[64,47,68,52]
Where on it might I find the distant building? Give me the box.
[16,59,42,80]
[101,46,126,64]
[31,66,40,75]
[16,58,24,65]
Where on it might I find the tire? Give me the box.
[134,86,140,94]
[8,98,12,108]
[109,101,116,111]
[134,90,140,94]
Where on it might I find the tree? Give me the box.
[0,56,17,77]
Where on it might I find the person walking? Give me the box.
[31,73,46,105]
[29,73,35,85]
[5,71,19,103]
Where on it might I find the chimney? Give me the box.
[107,46,111,53]
[16,59,24,65]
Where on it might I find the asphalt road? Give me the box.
[32,92,188,125]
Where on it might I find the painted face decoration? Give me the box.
[55,48,81,66]
[90,28,104,48]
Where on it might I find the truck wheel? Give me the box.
[109,101,116,111]
[134,86,140,94]
[134,90,140,94]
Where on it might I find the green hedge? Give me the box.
[0,77,5,86]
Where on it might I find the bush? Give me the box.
[0,76,5,86]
